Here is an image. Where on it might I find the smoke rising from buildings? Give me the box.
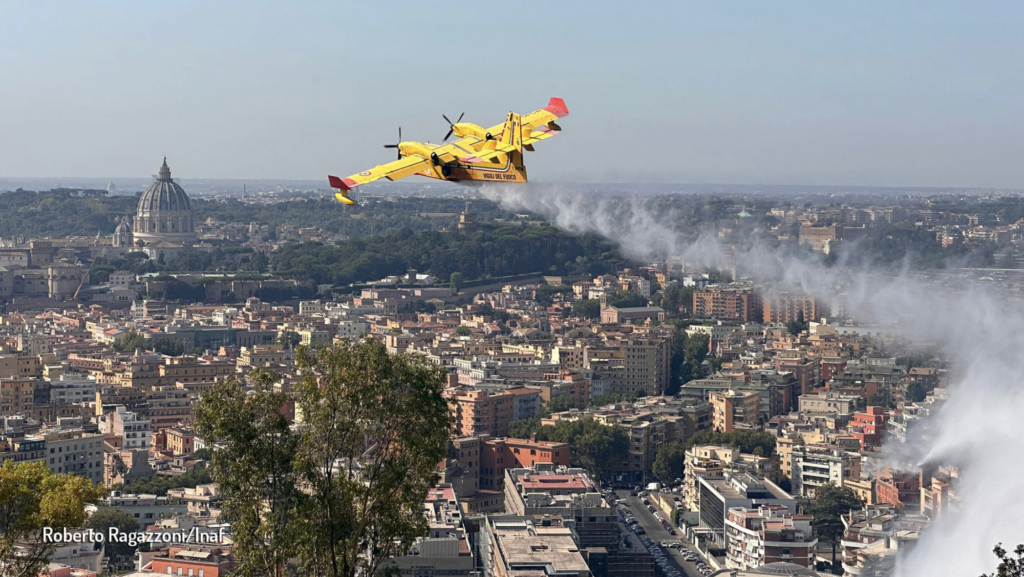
[480,184,1024,576]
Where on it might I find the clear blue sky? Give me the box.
[2,1,1023,187]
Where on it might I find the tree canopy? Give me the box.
[0,460,105,576]
[543,395,575,415]
[86,508,140,569]
[981,543,1024,577]
[195,340,454,577]
[607,291,649,309]
[786,311,809,336]
[905,381,927,403]
[110,467,212,497]
[811,482,863,570]
[571,299,601,320]
[656,284,695,317]
[194,370,299,577]
[666,325,714,395]
[652,441,686,485]
[269,224,628,287]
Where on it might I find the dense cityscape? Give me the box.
[1,161,1021,576]
[8,3,1024,576]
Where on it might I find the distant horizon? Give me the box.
[1,175,1021,195]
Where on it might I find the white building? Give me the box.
[48,375,97,406]
[100,406,153,451]
[333,320,368,339]
[790,446,862,498]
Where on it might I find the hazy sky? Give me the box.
[2,1,1023,187]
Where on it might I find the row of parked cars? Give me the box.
[611,487,713,576]
[661,542,713,576]
[649,540,681,577]
[618,504,647,536]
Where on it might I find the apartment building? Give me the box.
[588,338,670,397]
[697,471,795,545]
[762,293,822,325]
[725,504,817,571]
[236,344,293,369]
[100,406,152,451]
[448,388,515,438]
[684,445,778,510]
[165,427,196,456]
[41,426,104,483]
[0,377,35,416]
[710,389,760,433]
[0,353,45,380]
[775,356,818,397]
[847,406,888,449]
[503,465,618,551]
[693,286,763,322]
[790,445,862,498]
[841,505,928,577]
[798,391,864,416]
[47,376,97,406]
[0,435,45,465]
[299,328,331,347]
[144,389,194,431]
[478,436,570,490]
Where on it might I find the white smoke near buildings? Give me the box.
[479,183,1024,576]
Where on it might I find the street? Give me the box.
[616,490,712,577]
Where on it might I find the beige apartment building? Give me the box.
[710,389,760,432]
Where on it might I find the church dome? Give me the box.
[138,158,191,213]
[134,157,196,245]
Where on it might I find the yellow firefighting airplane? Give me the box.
[328,97,569,204]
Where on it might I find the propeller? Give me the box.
[383,127,402,160]
[443,112,465,142]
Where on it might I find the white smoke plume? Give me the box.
[479,183,1024,576]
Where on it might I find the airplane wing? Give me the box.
[328,155,430,204]
[523,124,560,147]
[521,96,570,130]
[486,97,569,137]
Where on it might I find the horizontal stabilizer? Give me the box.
[328,174,358,191]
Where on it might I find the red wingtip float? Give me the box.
[327,97,569,204]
